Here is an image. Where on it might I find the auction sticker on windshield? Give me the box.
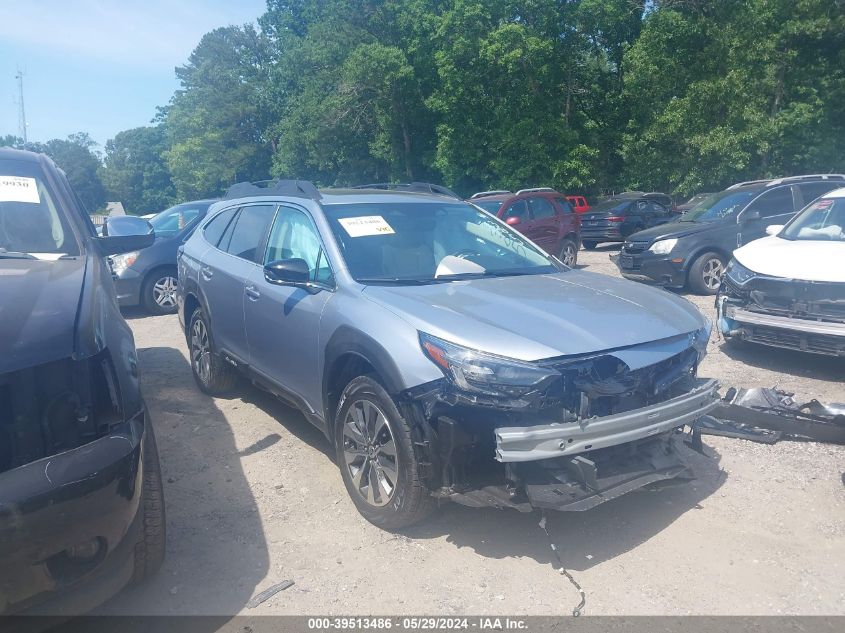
[338,215,395,237]
[0,176,40,204]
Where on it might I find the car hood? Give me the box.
[0,257,86,373]
[362,270,705,361]
[627,220,714,243]
[734,236,845,283]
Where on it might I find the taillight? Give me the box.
[606,216,625,222]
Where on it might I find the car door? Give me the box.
[525,196,560,253]
[737,186,797,247]
[244,204,333,414]
[200,203,276,363]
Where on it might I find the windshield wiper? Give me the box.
[0,249,36,259]
[356,277,436,285]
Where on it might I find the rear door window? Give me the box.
[555,197,573,213]
[528,197,556,219]
[225,204,276,262]
[798,182,842,206]
[203,207,238,247]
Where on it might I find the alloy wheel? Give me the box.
[342,399,399,507]
[560,243,577,267]
[702,258,724,291]
[190,317,211,385]
[153,276,178,308]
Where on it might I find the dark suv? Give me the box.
[579,193,674,249]
[0,148,165,614]
[614,175,845,294]
[469,188,581,266]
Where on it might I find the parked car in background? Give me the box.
[112,199,217,315]
[0,148,164,615]
[676,193,713,214]
[615,174,845,295]
[468,188,581,266]
[717,187,845,356]
[566,195,590,213]
[579,193,674,249]
[177,180,716,530]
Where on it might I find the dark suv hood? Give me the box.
[0,258,85,373]
[362,269,705,361]
[628,220,716,243]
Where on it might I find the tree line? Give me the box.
[4,0,845,214]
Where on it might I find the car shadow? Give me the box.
[718,339,845,381]
[92,346,270,620]
[119,306,152,321]
[404,442,725,573]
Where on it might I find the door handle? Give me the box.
[201,266,213,281]
[245,285,261,300]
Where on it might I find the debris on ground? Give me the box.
[246,580,295,608]
[538,512,586,617]
[705,387,845,445]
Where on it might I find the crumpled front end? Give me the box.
[402,333,719,512]
[718,274,845,356]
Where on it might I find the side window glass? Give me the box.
[748,187,795,218]
[636,200,648,212]
[528,197,556,219]
[799,182,839,206]
[203,207,238,247]
[555,197,573,214]
[504,200,529,220]
[225,204,276,262]
[265,206,333,284]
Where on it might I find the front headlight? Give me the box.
[725,259,756,285]
[690,320,711,360]
[419,332,560,398]
[648,238,677,255]
[110,251,139,276]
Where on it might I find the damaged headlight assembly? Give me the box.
[724,259,756,285]
[419,332,560,398]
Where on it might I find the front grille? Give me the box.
[623,241,649,255]
[744,325,845,356]
[736,277,845,322]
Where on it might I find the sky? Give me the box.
[0,0,267,149]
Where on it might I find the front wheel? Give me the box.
[334,376,435,530]
[688,252,726,295]
[558,239,578,267]
[132,422,166,584]
[142,268,179,315]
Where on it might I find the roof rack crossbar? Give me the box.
[470,190,512,199]
[515,187,556,195]
[350,182,460,199]
[726,179,771,190]
[224,179,322,201]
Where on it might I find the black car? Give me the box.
[112,199,216,315]
[615,175,845,294]
[0,148,165,615]
[580,193,674,249]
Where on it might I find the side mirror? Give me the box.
[766,224,784,236]
[505,216,521,226]
[264,258,311,286]
[742,210,761,223]
[96,216,154,255]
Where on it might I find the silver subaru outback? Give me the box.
[177,180,718,529]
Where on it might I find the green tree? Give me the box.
[102,126,177,214]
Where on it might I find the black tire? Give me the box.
[558,238,578,267]
[582,241,598,250]
[132,422,166,584]
[142,267,179,315]
[188,307,239,395]
[688,251,726,295]
[334,376,435,530]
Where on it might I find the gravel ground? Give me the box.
[99,244,844,616]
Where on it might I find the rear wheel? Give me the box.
[188,308,239,395]
[132,422,166,584]
[558,239,578,267]
[582,240,598,250]
[334,376,435,530]
[688,252,726,295]
[142,268,179,315]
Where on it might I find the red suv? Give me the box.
[566,195,591,214]
[469,188,581,266]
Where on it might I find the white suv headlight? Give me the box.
[110,251,139,276]
[648,238,677,255]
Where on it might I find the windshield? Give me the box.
[471,200,504,214]
[150,203,209,238]
[781,196,845,241]
[682,190,756,222]
[323,201,559,283]
[0,159,79,258]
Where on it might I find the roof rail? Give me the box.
[470,190,512,199]
[515,187,556,195]
[725,179,772,190]
[767,174,845,187]
[224,179,321,201]
[351,182,460,199]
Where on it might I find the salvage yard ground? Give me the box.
[100,245,844,616]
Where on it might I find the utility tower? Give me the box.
[15,68,27,143]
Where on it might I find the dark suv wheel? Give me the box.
[131,422,166,584]
[188,308,239,395]
[688,252,726,295]
[334,376,435,530]
[142,267,179,315]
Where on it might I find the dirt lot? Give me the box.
[100,245,844,616]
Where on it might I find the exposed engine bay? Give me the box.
[0,351,124,475]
